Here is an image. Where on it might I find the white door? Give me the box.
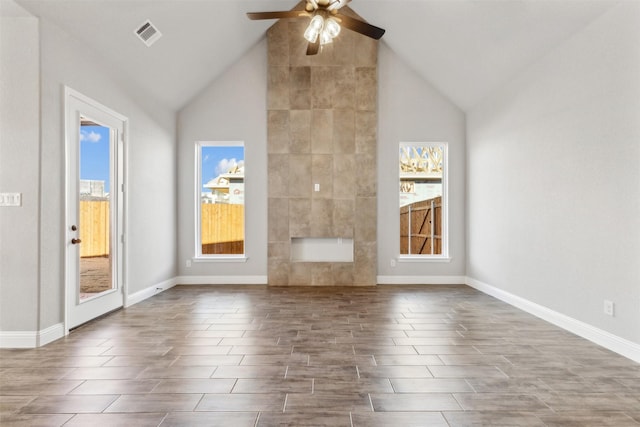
[65,88,126,330]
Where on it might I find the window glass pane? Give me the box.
[399,143,445,256]
[198,143,245,256]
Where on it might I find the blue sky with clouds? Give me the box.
[201,145,244,192]
[80,125,111,193]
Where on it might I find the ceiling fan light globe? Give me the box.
[304,25,320,43]
[310,15,324,30]
[320,30,333,45]
[325,17,341,38]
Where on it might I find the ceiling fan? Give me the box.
[247,0,385,55]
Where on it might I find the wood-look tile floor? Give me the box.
[1,285,639,426]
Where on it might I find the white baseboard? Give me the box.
[465,276,640,364]
[38,323,65,346]
[124,275,267,308]
[0,331,37,348]
[125,277,177,307]
[377,275,466,285]
[175,275,268,285]
[0,322,64,348]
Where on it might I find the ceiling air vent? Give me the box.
[134,20,162,47]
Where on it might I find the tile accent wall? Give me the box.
[267,9,378,286]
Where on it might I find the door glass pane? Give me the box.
[79,122,113,301]
[199,144,245,255]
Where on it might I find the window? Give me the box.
[399,142,448,258]
[196,141,245,258]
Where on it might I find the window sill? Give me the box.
[193,256,248,263]
[397,255,452,263]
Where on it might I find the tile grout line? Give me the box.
[156,412,169,427]
[367,393,374,412]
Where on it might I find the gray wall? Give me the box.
[0,12,40,332]
[0,9,178,333]
[466,2,640,344]
[377,43,467,280]
[177,41,269,278]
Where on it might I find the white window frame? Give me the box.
[398,141,450,262]
[194,141,247,262]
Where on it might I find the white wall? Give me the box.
[467,2,640,344]
[377,43,466,282]
[0,9,178,337]
[0,11,40,332]
[177,40,269,279]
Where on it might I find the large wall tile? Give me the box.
[355,111,377,153]
[267,7,378,286]
[332,199,355,238]
[268,197,289,242]
[268,110,290,153]
[268,154,289,197]
[311,110,333,153]
[332,67,356,109]
[356,67,377,112]
[289,110,311,153]
[267,21,289,66]
[333,109,355,154]
[333,155,356,199]
[311,198,333,236]
[289,67,311,110]
[268,67,290,110]
[289,198,311,237]
[311,263,334,285]
[355,197,377,243]
[288,155,312,198]
[311,67,335,109]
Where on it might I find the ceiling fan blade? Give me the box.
[328,0,351,11]
[335,13,385,40]
[247,11,309,20]
[306,39,320,56]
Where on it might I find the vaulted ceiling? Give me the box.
[9,0,616,112]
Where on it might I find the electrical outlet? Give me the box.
[390,259,396,267]
[0,193,21,207]
[186,259,192,268]
[604,300,614,316]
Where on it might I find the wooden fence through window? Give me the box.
[201,204,245,254]
[400,196,442,255]
[79,200,109,258]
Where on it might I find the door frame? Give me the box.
[64,86,128,334]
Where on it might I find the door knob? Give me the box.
[71,225,77,231]
[71,238,82,244]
